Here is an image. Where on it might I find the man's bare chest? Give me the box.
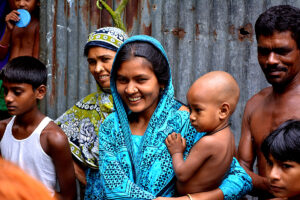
[250,99,300,146]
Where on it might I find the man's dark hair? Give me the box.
[114,42,169,87]
[261,119,300,163]
[255,5,300,48]
[0,56,47,90]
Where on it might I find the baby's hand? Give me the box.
[165,132,186,155]
[5,10,20,30]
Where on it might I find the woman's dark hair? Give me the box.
[114,42,169,87]
[0,56,47,90]
[261,119,300,163]
[255,5,300,48]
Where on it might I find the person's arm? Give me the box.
[0,10,19,59]
[237,102,270,196]
[155,188,224,200]
[73,160,86,185]
[47,124,76,200]
[0,119,9,156]
[165,132,212,182]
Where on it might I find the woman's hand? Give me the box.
[73,161,86,185]
[154,197,188,200]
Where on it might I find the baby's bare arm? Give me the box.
[165,133,214,182]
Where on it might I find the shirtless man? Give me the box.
[0,0,39,60]
[237,5,300,199]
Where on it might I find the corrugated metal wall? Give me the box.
[39,0,300,199]
[40,0,300,143]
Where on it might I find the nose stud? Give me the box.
[133,87,138,93]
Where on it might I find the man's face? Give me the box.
[257,31,300,87]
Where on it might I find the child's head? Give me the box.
[1,56,47,89]
[187,71,240,133]
[0,158,53,200]
[261,119,300,199]
[0,56,47,115]
[13,0,39,16]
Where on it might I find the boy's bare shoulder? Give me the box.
[0,118,12,139]
[42,121,68,147]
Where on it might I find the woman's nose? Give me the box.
[95,63,105,73]
[125,83,138,94]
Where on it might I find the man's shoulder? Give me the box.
[245,87,272,110]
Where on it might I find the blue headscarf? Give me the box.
[85,35,252,200]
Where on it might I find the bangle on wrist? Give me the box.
[187,194,193,200]
[0,43,9,48]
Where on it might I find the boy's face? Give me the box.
[14,0,37,13]
[266,155,300,199]
[187,87,221,133]
[2,81,43,116]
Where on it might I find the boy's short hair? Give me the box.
[261,119,300,163]
[0,56,47,90]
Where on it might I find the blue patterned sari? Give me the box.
[85,35,252,200]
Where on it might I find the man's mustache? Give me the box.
[266,65,288,72]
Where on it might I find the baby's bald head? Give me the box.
[188,71,240,116]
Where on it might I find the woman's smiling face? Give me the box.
[116,56,162,117]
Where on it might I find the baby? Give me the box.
[165,71,240,196]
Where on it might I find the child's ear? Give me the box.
[35,85,47,100]
[219,102,230,120]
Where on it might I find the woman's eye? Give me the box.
[117,77,127,84]
[137,78,147,83]
[101,58,110,62]
[88,60,96,65]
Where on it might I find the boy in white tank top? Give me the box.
[0,56,76,200]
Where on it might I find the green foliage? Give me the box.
[96,0,128,32]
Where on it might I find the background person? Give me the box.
[55,27,128,196]
[0,56,76,200]
[0,0,40,60]
[0,158,54,200]
[237,5,300,199]
[261,119,300,200]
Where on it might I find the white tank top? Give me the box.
[0,116,56,195]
